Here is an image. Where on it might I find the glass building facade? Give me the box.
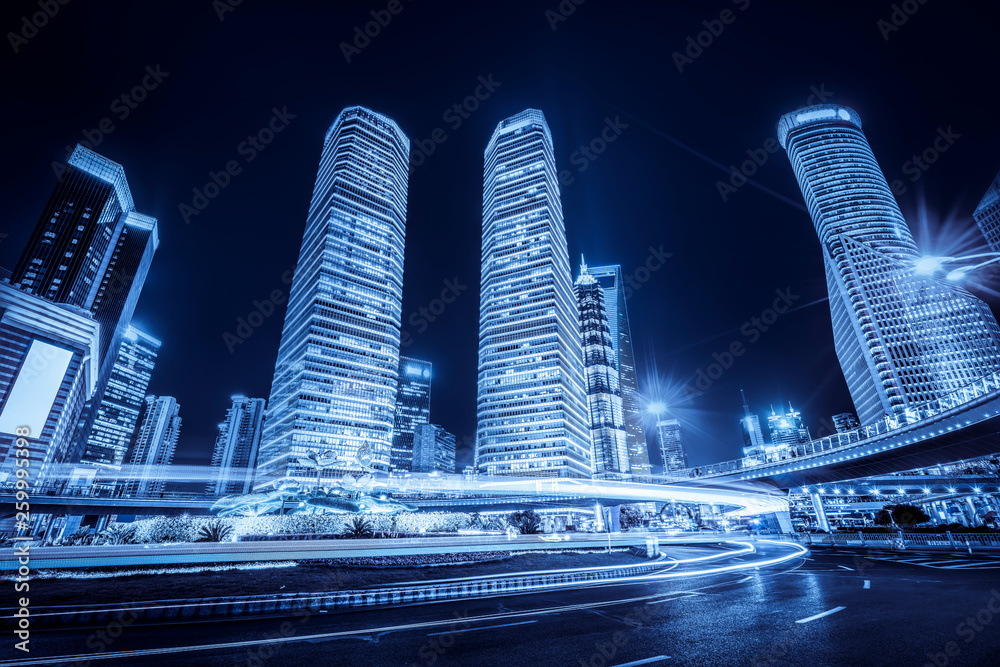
[766,404,810,449]
[413,423,456,474]
[974,170,1000,253]
[778,105,1000,425]
[123,395,180,498]
[656,417,686,474]
[256,106,410,489]
[209,396,266,496]
[81,326,160,470]
[587,264,651,480]
[476,109,591,478]
[575,262,630,478]
[390,356,432,473]
[11,145,158,464]
[0,283,99,486]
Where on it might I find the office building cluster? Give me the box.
[4,100,1000,505]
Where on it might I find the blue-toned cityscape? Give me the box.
[2,3,1000,666]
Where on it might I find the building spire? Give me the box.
[740,384,751,417]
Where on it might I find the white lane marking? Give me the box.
[736,575,753,583]
[427,620,536,636]
[863,580,870,589]
[646,593,701,605]
[612,656,671,667]
[795,606,846,624]
[836,565,854,571]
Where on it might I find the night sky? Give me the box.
[2,0,999,471]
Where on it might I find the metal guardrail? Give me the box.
[670,370,1000,480]
[794,531,1000,549]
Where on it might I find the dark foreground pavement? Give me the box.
[6,542,1000,667]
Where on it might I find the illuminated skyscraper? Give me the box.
[575,261,630,478]
[390,356,432,473]
[256,106,409,489]
[11,145,158,463]
[209,396,266,496]
[766,403,810,448]
[832,412,859,433]
[587,264,651,480]
[80,326,160,473]
[476,109,591,478]
[656,418,686,474]
[973,169,1000,253]
[413,423,456,474]
[739,386,766,451]
[0,283,99,485]
[778,105,1000,424]
[124,395,180,498]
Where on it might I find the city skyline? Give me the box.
[2,2,999,473]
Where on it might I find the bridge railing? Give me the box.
[669,369,1000,480]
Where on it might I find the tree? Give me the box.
[619,505,644,531]
[875,503,930,528]
[196,519,234,542]
[508,510,542,534]
[340,515,375,539]
[890,504,930,527]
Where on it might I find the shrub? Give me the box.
[619,505,644,531]
[508,510,542,534]
[340,516,375,539]
[196,519,235,543]
[98,523,137,545]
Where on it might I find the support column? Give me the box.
[772,511,794,534]
[811,493,831,532]
[964,497,979,526]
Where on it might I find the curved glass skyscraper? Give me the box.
[256,106,409,488]
[779,105,1000,424]
[476,109,591,478]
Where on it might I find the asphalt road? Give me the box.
[8,543,1000,667]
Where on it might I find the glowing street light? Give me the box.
[913,252,1000,281]
[648,401,667,417]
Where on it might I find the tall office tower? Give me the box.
[832,412,860,433]
[766,404,811,448]
[413,423,456,474]
[80,326,160,472]
[656,418,686,474]
[739,387,767,451]
[476,109,591,478]
[575,261,630,479]
[208,396,266,496]
[390,357,432,473]
[778,105,1000,424]
[973,170,1000,253]
[587,264,651,480]
[11,145,158,462]
[124,395,180,498]
[256,107,409,490]
[0,283,99,485]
